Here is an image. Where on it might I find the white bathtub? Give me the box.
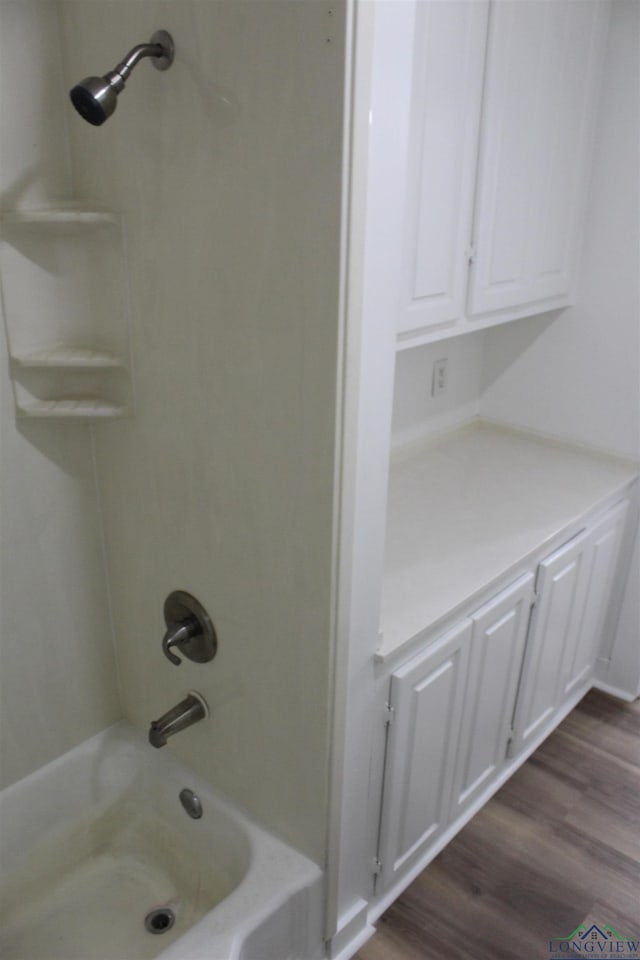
[0,722,324,960]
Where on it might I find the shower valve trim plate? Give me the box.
[162,590,217,666]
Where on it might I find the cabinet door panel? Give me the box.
[468,1,609,319]
[378,620,472,885]
[398,0,488,341]
[450,574,534,819]
[562,500,629,698]
[512,531,591,755]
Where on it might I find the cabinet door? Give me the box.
[561,500,629,699]
[450,574,534,820]
[468,1,609,321]
[512,531,592,757]
[377,620,472,887]
[398,0,488,343]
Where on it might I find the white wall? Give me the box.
[57,0,344,864]
[0,0,120,790]
[392,333,485,447]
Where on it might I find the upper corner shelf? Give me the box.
[0,204,119,231]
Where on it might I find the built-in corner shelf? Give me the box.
[12,346,126,370]
[0,204,118,230]
[17,398,127,421]
[0,202,133,422]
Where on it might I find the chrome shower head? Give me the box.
[69,29,174,126]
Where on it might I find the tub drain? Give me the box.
[144,907,175,935]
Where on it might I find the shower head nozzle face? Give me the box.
[70,77,118,126]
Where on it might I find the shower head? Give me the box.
[69,29,174,126]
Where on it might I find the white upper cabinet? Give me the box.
[395,0,610,347]
[398,1,488,344]
[468,0,609,322]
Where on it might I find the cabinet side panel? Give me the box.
[564,500,630,696]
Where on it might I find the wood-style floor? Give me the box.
[356,689,640,960]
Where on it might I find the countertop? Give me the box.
[378,420,638,661]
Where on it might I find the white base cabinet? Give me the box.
[374,497,631,904]
[562,500,630,698]
[512,530,593,755]
[449,574,534,820]
[513,499,629,758]
[377,620,471,887]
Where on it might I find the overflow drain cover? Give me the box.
[145,907,175,934]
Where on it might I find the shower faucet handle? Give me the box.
[162,618,199,665]
[162,591,217,666]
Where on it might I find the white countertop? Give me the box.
[378,420,638,661]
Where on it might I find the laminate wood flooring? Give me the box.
[356,689,640,960]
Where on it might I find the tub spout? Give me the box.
[148,692,208,748]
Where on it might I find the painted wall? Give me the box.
[0,0,120,790]
[391,333,485,447]
[57,0,344,864]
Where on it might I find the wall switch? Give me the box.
[432,357,448,396]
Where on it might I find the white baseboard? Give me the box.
[593,679,638,703]
[327,898,375,960]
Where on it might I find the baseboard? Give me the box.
[593,679,638,703]
[327,924,376,960]
[327,898,375,960]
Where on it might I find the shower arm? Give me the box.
[113,42,166,83]
[104,30,174,93]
